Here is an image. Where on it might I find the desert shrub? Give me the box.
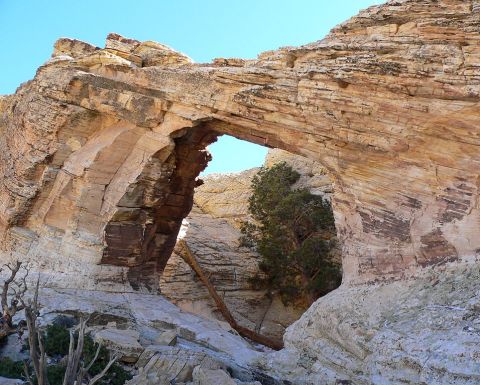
[45,324,70,356]
[0,356,24,379]
[46,364,66,385]
[22,323,70,356]
[25,323,132,385]
[100,364,132,385]
[240,162,342,306]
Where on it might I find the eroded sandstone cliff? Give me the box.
[0,1,479,383]
[160,149,330,340]
[1,1,480,289]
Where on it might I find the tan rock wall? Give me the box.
[2,2,480,289]
[160,149,325,340]
[1,2,480,383]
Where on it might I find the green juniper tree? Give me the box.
[240,162,341,307]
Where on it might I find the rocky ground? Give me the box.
[1,288,279,385]
[264,263,480,385]
[3,262,479,385]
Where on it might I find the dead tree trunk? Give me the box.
[23,278,49,385]
[0,261,30,340]
[0,261,117,384]
[23,278,119,385]
[177,239,284,350]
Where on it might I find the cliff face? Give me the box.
[266,264,480,385]
[1,1,480,383]
[0,0,480,288]
[160,149,329,340]
[1,1,480,289]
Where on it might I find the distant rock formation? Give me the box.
[160,149,330,340]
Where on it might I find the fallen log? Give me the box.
[177,239,284,350]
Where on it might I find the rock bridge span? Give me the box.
[0,0,479,291]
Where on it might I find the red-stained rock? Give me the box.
[1,2,480,382]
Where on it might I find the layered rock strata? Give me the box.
[160,149,327,340]
[0,1,479,383]
[265,263,480,385]
[1,1,480,289]
[31,288,275,385]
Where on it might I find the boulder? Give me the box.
[94,328,144,363]
[154,330,177,346]
[127,346,226,385]
[192,366,236,385]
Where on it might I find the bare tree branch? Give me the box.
[63,318,88,385]
[76,343,102,385]
[178,239,284,350]
[87,353,119,385]
[84,344,102,372]
[0,262,32,340]
[23,361,34,385]
[63,330,76,385]
[3,265,118,385]
[2,261,22,319]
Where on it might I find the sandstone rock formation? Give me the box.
[0,0,479,383]
[159,149,331,340]
[190,367,262,385]
[0,285,276,384]
[22,287,276,385]
[160,205,294,340]
[265,263,480,385]
[93,327,144,363]
[2,0,480,289]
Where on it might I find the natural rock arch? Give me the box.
[0,0,479,292]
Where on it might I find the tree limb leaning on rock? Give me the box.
[177,239,284,350]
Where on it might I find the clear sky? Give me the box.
[0,0,383,174]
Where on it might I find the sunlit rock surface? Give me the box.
[264,264,480,385]
[160,149,327,340]
[0,0,479,383]
[2,1,480,288]
[34,288,278,385]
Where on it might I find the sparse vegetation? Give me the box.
[0,262,132,385]
[240,162,342,307]
[82,334,132,385]
[44,324,70,356]
[37,323,132,385]
[24,320,132,385]
[0,356,24,379]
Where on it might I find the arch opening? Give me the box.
[149,130,343,341]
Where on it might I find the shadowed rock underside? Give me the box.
[0,1,480,383]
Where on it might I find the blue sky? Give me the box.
[0,0,383,174]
